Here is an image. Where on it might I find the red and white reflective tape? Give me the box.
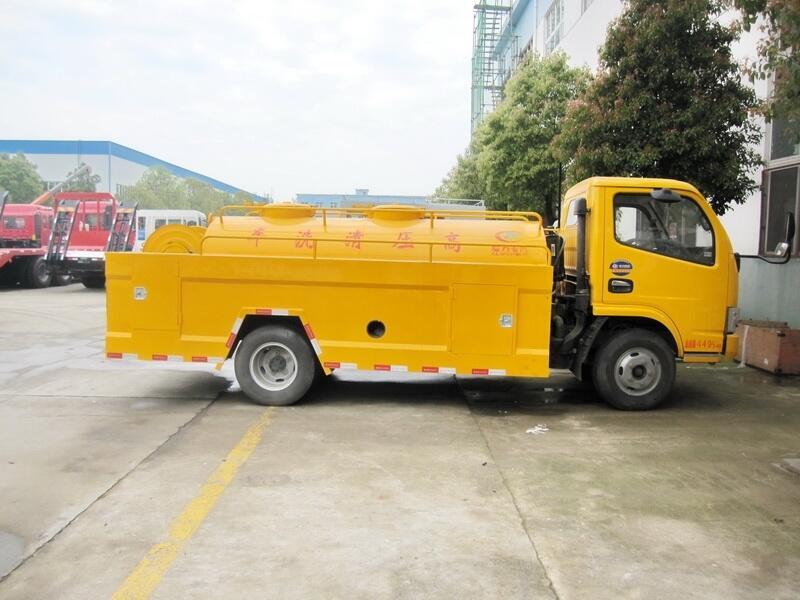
[422,366,457,374]
[471,368,506,376]
[191,355,226,363]
[106,352,137,361]
[304,323,322,356]
[226,317,244,349]
[323,361,357,370]
[107,352,225,364]
[373,364,408,372]
[255,308,290,316]
[151,354,184,362]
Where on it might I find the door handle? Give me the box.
[608,278,633,293]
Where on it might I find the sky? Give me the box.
[0,0,474,199]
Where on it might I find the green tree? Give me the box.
[434,149,485,200]
[554,0,761,214]
[185,178,231,214]
[127,167,241,212]
[477,53,589,221]
[731,0,799,125]
[232,191,257,205]
[0,153,43,203]
[62,164,102,192]
[128,167,190,209]
[437,53,588,222]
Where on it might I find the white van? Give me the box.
[134,209,208,251]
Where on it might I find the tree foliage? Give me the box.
[126,167,253,214]
[478,53,589,220]
[436,53,589,222]
[554,0,762,214]
[732,0,799,125]
[0,153,43,203]
[434,149,485,200]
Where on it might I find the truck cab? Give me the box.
[0,204,53,248]
[550,177,739,408]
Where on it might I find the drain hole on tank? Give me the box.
[367,320,386,338]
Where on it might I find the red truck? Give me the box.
[46,192,136,288]
[0,164,135,289]
[0,194,69,287]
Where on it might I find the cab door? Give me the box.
[600,186,728,355]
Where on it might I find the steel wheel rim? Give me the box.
[614,347,661,396]
[249,342,298,391]
[36,260,50,283]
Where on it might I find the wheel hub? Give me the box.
[614,347,661,396]
[249,342,298,391]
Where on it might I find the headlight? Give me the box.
[725,307,740,334]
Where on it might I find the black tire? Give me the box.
[234,325,316,406]
[0,259,23,286]
[592,328,675,410]
[24,257,52,288]
[82,275,106,289]
[52,271,72,286]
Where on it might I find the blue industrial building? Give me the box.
[0,139,260,199]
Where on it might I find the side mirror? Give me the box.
[774,241,790,257]
[736,211,795,265]
[772,212,796,259]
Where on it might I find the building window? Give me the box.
[762,166,799,255]
[582,0,594,13]
[770,117,800,161]
[544,0,564,55]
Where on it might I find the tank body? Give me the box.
[111,204,555,382]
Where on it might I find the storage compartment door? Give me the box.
[451,284,515,356]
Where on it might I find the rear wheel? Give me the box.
[52,271,72,286]
[82,275,105,289]
[24,257,52,288]
[592,328,675,410]
[234,325,316,406]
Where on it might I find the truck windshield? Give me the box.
[3,217,26,230]
[614,194,715,266]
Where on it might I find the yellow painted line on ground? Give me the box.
[112,408,274,600]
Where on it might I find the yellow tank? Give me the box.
[109,202,555,403]
[152,204,550,266]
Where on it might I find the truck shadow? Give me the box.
[220,368,746,415]
[298,370,739,416]
[300,372,603,415]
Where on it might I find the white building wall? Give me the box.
[18,153,155,199]
[109,156,148,196]
[22,154,111,193]
[557,0,623,69]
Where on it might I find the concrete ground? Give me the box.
[0,284,799,599]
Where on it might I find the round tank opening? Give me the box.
[367,320,386,339]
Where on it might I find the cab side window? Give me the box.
[614,194,715,266]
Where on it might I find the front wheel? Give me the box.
[234,325,316,406]
[592,328,675,410]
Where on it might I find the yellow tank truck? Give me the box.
[105,177,771,410]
